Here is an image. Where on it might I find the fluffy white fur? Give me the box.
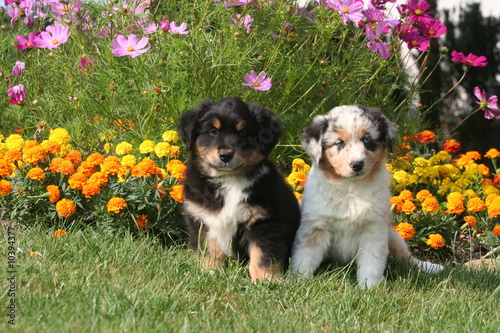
[291,105,444,289]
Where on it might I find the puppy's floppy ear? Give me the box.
[248,102,283,156]
[301,115,328,165]
[357,105,397,153]
[179,99,214,150]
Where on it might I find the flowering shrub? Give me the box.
[0,128,185,240]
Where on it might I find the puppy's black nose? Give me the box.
[219,149,234,163]
[350,161,364,172]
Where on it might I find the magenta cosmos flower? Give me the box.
[419,18,447,39]
[8,84,27,105]
[451,50,488,67]
[111,34,150,58]
[36,25,70,49]
[223,0,254,6]
[12,61,25,77]
[474,86,500,119]
[365,21,390,59]
[242,71,272,91]
[398,0,432,23]
[14,32,39,50]
[401,31,430,51]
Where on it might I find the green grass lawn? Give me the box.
[2,223,499,333]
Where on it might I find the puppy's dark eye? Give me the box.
[209,129,219,136]
[238,130,247,137]
[362,137,372,144]
[335,140,345,147]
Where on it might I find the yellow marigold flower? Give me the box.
[52,228,69,237]
[393,170,417,186]
[5,134,24,151]
[166,160,186,181]
[162,130,180,143]
[286,171,307,187]
[390,196,404,213]
[401,200,417,215]
[136,214,148,230]
[484,148,500,159]
[68,173,88,190]
[422,197,439,213]
[294,191,303,201]
[103,143,112,154]
[0,179,13,196]
[56,199,76,218]
[466,197,485,214]
[398,190,414,202]
[116,142,133,156]
[46,185,61,203]
[429,151,451,165]
[5,149,22,163]
[455,176,473,189]
[456,154,473,169]
[139,140,155,154]
[169,145,181,158]
[26,167,46,181]
[492,225,500,237]
[154,142,171,158]
[88,171,108,188]
[426,233,445,249]
[64,150,83,166]
[121,154,137,168]
[101,156,122,176]
[86,152,105,166]
[23,146,47,165]
[464,216,477,228]
[106,197,128,213]
[59,143,72,157]
[0,158,14,177]
[462,189,477,198]
[487,197,500,218]
[169,185,184,203]
[414,157,430,167]
[82,182,101,198]
[465,151,481,160]
[483,185,500,197]
[49,128,71,145]
[485,193,499,207]
[394,222,415,240]
[40,140,61,155]
[416,189,434,202]
[448,191,464,201]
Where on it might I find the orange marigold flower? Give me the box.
[77,160,95,176]
[487,197,500,218]
[464,216,477,228]
[417,130,436,143]
[398,190,414,202]
[492,225,500,237]
[422,197,439,213]
[106,197,128,213]
[51,228,69,237]
[23,146,47,165]
[477,164,490,177]
[485,193,499,207]
[22,140,39,152]
[394,222,415,240]
[455,154,473,169]
[466,197,485,214]
[86,152,105,166]
[82,182,101,198]
[443,139,461,153]
[402,135,418,142]
[493,174,500,186]
[26,167,46,181]
[65,150,83,165]
[68,173,88,190]
[0,179,13,196]
[426,233,445,249]
[0,158,14,177]
[401,200,417,215]
[4,149,22,163]
[287,171,308,187]
[131,158,161,178]
[41,139,61,155]
[390,196,404,213]
[88,171,108,188]
[445,199,465,215]
[169,185,184,203]
[101,156,122,175]
[55,199,76,218]
[416,189,434,202]
[465,151,481,160]
[136,214,148,230]
[484,148,500,159]
[46,185,61,203]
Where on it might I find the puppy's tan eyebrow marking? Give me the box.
[356,124,371,139]
[212,118,221,129]
[236,120,245,131]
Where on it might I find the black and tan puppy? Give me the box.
[179,96,300,282]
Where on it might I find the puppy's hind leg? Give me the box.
[389,228,444,274]
[291,227,331,278]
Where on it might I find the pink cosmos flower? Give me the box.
[8,84,27,105]
[223,0,254,6]
[160,19,170,32]
[232,14,253,34]
[169,22,190,35]
[365,21,390,59]
[14,32,39,50]
[371,0,396,10]
[36,25,70,49]
[242,71,272,91]
[12,61,25,77]
[474,86,500,119]
[401,31,430,51]
[451,50,488,67]
[419,18,447,39]
[327,0,364,25]
[144,23,158,34]
[111,34,150,58]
